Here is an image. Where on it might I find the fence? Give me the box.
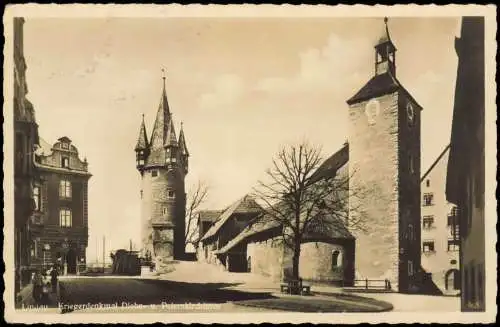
[352,279,392,290]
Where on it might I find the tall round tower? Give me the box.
[135,73,189,261]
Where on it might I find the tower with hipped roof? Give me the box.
[135,71,189,261]
[346,18,422,292]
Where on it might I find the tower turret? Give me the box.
[135,114,149,171]
[164,116,179,168]
[178,122,189,174]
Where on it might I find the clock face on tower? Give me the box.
[365,99,380,125]
[406,102,415,125]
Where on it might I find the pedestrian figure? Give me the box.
[32,269,44,303]
[50,264,59,293]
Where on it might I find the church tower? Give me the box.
[346,18,421,292]
[135,72,189,261]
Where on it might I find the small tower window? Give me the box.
[152,170,158,177]
[162,207,168,216]
[408,154,414,174]
[426,179,430,187]
[168,190,175,198]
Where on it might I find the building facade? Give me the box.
[420,145,460,295]
[446,17,485,312]
[346,18,422,292]
[31,137,92,275]
[201,145,356,286]
[135,76,189,261]
[14,17,40,291]
[198,195,263,271]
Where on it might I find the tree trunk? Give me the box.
[292,240,300,280]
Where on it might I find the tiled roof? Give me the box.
[197,210,224,223]
[135,116,149,151]
[311,143,349,182]
[178,126,189,156]
[346,72,422,109]
[200,195,263,242]
[165,117,178,147]
[421,144,451,182]
[35,137,53,156]
[215,215,280,254]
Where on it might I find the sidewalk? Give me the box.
[16,282,60,312]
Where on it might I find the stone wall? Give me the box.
[348,92,400,290]
[141,166,186,260]
[247,238,283,281]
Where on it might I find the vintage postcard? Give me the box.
[3,4,497,324]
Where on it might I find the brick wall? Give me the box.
[348,92,401,290]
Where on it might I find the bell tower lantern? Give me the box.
[375,17,397,77]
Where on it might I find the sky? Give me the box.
[22,17,460,262]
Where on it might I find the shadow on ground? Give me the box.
[59,278,276,313]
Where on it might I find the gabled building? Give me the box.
[420,144,460,295]
[135,74,190,261]
[214,144,355,285]
[198,195,263,271]
[196,210,224,242]
[32,137,92,275]
[446,16,485,312]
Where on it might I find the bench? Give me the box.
[280,279,311,295]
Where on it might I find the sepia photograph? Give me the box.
[3,4,496,324]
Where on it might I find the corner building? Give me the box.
[135,76,189,261]
[346,19,422,292]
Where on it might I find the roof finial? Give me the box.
[161,68,166,89]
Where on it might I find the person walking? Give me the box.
[31,269,44,303]
[50,264,59,293]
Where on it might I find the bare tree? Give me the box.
[185,181,210,249]
[253,141,366,282]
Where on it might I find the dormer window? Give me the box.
[62,157,69,168]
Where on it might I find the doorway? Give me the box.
[66,249,77,274]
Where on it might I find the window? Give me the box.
[408,260,414,276]
[426,179,430,187]
[409,154,414,174]
[447,240,460,252]
[423,193,434,206]
[408,224,414,241]
[59,180,72,198]
[423,241,435,253]
[61,142,69,149]
[59,209,72,227]
[33,185,41,211]
[62,157,69,168]
[162,207,168,216]
[168,190,175,198]
[450,224,460,239]
[331,250,341,270]
[140,190,143,199]
[450,206,458,217]
[151,170,158,177]
[422,216,434,229]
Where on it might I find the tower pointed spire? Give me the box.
[135,113,149,151]
[178,121,189,156]
[165,115,178,147]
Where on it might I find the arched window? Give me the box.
[331,250,341,270]
[445,269,460,290]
